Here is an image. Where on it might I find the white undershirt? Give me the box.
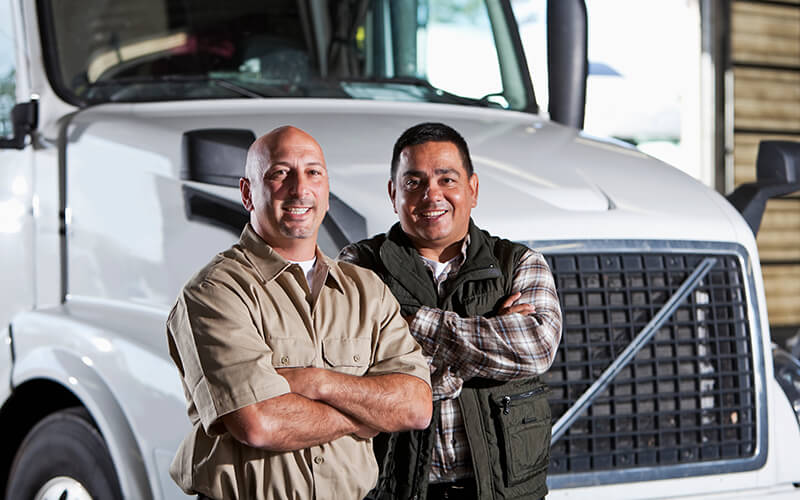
[420,255,458,280]
[289,257,317,289]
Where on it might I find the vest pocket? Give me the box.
[491,385,551,487]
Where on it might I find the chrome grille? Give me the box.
[543,252,756,474]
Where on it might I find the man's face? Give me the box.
[241,129,329,248]
[389,140,478,260]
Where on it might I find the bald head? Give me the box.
[245,126,324,181]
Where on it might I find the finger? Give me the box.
[499,292,522,310]
[505,304,535,316]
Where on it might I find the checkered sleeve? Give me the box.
[409,248,562,380]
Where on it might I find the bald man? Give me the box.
[167,126,432,500]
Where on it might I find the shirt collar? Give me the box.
[237,224,343,291]
[457,234,470,265]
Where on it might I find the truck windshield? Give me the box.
[39,0,535,111]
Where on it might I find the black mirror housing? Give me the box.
[727,141,800,235]
[0,101,38,150]
[547,0,588,130]
[756,141,800,184]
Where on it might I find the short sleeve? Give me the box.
[167,279,290,434]
[365,283,432,387]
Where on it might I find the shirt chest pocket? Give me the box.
[269,337,316,368]
[322,337,371,376]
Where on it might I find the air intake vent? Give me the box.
[543,252,756,474]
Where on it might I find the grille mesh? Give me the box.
[543,252,756,474]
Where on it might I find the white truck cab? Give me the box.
[1,0,800,499]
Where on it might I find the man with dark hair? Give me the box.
[340,122,562,500]
[167,126,432,500]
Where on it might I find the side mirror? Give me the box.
[0,101,38,150]
[727,141,800,235]
[547,0,588,130]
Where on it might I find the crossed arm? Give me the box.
[172,275,432,454]
[223,370,432,452]
[409,249,563,382]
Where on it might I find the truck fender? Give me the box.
[9,305,188,500]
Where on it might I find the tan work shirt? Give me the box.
[167,224,431,500]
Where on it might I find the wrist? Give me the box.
[401,303,421,317]
[312,367,333,401]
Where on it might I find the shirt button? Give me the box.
[280,356,289,365]
[314,456,324,465]
[353,354,360,362]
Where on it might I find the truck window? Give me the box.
[421,0,504,104]
[38,0,534,111]
[0,0,16,138]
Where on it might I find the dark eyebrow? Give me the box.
[435,167,461,177]
[401,169,425,178]
[401,167,461,178]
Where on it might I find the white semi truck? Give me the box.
[1,0,800,499]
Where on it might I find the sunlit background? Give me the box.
[514,0,705,182]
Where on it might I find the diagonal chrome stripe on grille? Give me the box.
[550,256,718,445]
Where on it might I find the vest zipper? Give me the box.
[499,386,548,415]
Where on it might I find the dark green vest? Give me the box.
[347,221,551,500]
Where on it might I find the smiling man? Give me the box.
[167,126,432,500]
[340,122,563,500]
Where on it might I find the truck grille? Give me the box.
[543,252,756,474]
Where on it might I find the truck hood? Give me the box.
[69,98,751,246]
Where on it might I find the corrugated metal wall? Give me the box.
[730,0,800,326]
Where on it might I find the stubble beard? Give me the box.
[280,223,315,239]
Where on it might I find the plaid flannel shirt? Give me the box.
[340,237,562,483]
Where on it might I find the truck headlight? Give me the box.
[772,344,800,427]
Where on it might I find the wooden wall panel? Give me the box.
[733,68,800,131]
[730,0,800,328]
[731,2,800,67]
[762,266,800,325]
[756,199,800,261]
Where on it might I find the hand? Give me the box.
[277,367,324,400]
[352,421,380,440]
[498,292,535,316]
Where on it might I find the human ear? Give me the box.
[388,179,398,214]
[240,178,253,211]
[469,173,479,208]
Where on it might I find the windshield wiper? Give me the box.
[89,74,274,98]
[206,76,264,98]
[341,76,501,108]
